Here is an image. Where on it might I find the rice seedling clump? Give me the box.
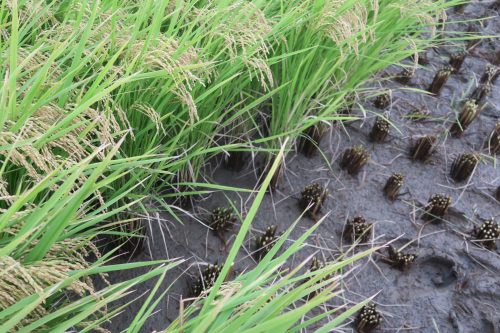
[424,194,452,222]
[191,264,222,296]
[449,51,467,73]
[387,246,417,270]
[210,207,236,233]
[370,117,390,143]
[255,225,278,260]
[356,303,381,333]
[429,66,453,95]
[396,67,415,84]
[374,93,391,109]
[472,219,499,250]
[450,100,478,136]
[340,145,370,175]
[450,153,479,182]
[383,173,404,200]
[300,183,328,220]
[411,135,437,161]
[344,216,372,243]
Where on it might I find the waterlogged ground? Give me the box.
[104,2,499,332]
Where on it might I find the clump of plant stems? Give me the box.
[386,245,417,270]
[304,257,331,298]
[480,64,500,84]
[472,219,499,250]
[411,135,437,161]
[449,51,467,73]
[396,67,415,84]
[345,216,372,243]
[374,93,391,109]
[470,83,491,104]
[424,194,452,222]
[429,66,453,95]
[310,256,326,273]
[210,207,236,233]
[384,173,404,200]
[356,303,381,333]
[414,51,429,65]
[255,225,278,260]
[450,100,479,136]
[450,153,479,182]
[370,117,390,142]
[300,183,328,220]
[486,122,500,155]
[299,122,326,157]
[340,145,369,175]
[191,263,223,297]
[210,207,236,248]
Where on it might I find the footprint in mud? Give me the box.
[416,255,458,289]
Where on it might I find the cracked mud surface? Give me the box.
[103,2,499,332]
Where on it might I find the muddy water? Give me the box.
[104,2,499,332]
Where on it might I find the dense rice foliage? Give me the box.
[0,0,459,331]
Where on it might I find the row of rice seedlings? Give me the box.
[172,152,380,332]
